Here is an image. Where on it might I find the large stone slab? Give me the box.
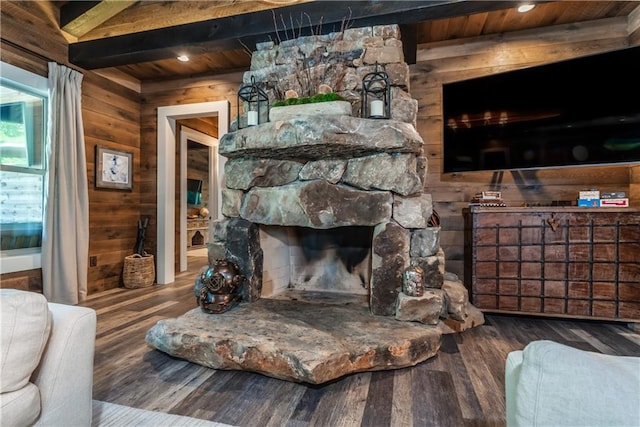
[145,297,442,384]
[223,218,263,302]
[342,153,423,196]
[225,158,303,190]
[240,180,392,228]
[219,115,423,160]
[370,220,410,316]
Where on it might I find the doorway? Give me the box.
[157,101,229,284]
[179,127,218,272]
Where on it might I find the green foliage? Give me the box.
[272,92,345,108]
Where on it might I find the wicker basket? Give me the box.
[123,254,155,288]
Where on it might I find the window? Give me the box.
[0,62,48,273]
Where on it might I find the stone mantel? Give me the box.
[218,115,427,229]
[219,115,424,160]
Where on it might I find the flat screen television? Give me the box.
[442,47,640,173]
[187,178,202,205]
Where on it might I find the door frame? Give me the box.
[157,101,229,284]
[179,127,218,272]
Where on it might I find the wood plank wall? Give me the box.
[631,165,640,206]
[411,16,638,278]
[0,2,141,295]
[3,2,637,294]
[140,74,243,272]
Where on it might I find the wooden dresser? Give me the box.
[463,207,640,322]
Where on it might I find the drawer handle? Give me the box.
[546,214,560,232]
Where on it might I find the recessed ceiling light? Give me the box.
[517,3,535,13]
[177,55,190,62]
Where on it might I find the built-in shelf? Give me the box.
[187,219,209,248]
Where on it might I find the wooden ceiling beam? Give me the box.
[73,0,315,42]
[68,0,517,70]
[61,0,138,38]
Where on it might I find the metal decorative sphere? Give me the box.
[194,259,245,314]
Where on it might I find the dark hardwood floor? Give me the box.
[83,255,640,427]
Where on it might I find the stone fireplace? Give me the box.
[209,114,443,318]
[145,24,483,384]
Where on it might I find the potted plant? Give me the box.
[269,85,352,121]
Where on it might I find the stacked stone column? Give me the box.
[210,24,481,328]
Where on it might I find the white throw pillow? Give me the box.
[515,340,640,427]
[0,382,41,426]
[0,289,52,393]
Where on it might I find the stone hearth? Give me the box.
[145,24,483,384]
[145,292,441,384]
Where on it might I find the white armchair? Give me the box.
[0,289,97,426]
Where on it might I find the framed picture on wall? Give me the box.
[95,145,133,190]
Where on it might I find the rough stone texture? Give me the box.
[393,194,433,229]
[225,158,303,190]
[411,227,440,258]
[221,188,243,217]
[240,180,392,229]
[416,156,428,186]
[331,39,366,54]
[145,297,442,384]
[395,290,444,325]
[385,38,403,48]
[444,271,460,282]
[219,116,424,160]
[391,92,419,129]
[385,62,410,89]
[224,218,264,302]
[441,304,485,334]
[244,62,296,87]
[269,100,352,122]
[250,48,277,70]
[298,159,347,184]
[275,45,301,64]
[437,247,446,276]
[342,153,423,196]
[363,46,404,65]
[373,24,400,40]
[371,220,410,316]
[207,241,225,265]
[442,279,470,322]
[256,40,275,51]
[412,254,444,289]
[362,36,384,48]
[337,67,360,92]
[211,218,229,241]
[337,26,372,41]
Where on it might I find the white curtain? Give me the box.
[42,62,89,305]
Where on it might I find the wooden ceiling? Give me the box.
[56,1,639,83]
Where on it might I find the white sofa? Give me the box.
[505,340,640,427]
[0,288,96,426]
[0,289,232,427]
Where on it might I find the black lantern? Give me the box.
[361,62,391,119]
[237,75,269,129]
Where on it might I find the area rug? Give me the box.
[92,400,233,427]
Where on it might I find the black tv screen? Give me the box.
[187,178,202,205]
[442,47,640,173]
